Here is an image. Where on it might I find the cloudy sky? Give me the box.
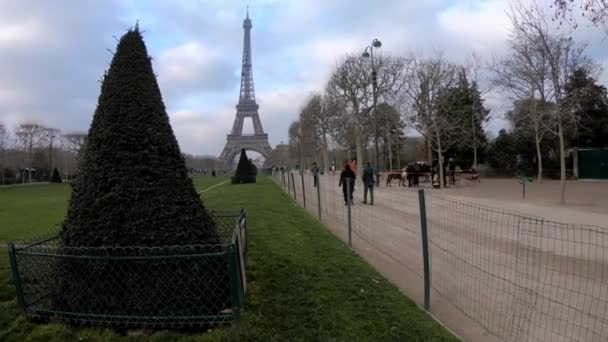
[1,0,607,156]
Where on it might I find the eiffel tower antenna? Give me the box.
[219,9,272,167]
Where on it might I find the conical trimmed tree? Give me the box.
[62,28,218,247]
[231,149,256,184]
[57,27,227,321]
[50,168,62,183]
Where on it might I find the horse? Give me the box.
[385,172,403,187]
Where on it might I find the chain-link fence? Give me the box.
[7,210,248,328]
[272,169,608,342]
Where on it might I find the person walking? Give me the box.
[448,157,456,185]
[362,161,375,205]
[311,162,320,187]
[339,163,356,205]
[349,159,357,174]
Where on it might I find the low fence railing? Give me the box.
[8,210,248,328]
[272,169,608,342]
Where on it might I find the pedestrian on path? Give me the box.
[339,163,356,205]
[349,159,357,174]
[362,161,375,205]
[311,162,320,187]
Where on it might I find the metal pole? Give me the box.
[8,244,26,313]
[301,171,306,208]
[227,244,242,320]
[371,49,380,186]
[418,189,431,310]
[347,180,352,247]
[317,175,322,221]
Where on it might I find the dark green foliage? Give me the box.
[58,27,227,322]
[50,168,62,183]
[232,149,256,184]
[564,68,608,148]
[249,159,258,176]
[486,128,564,179]
[62,27,218,247]
[439,71,490,168]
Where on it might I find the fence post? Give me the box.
[8,243,26,314]
[290,172,297,201]
[347,180,352,247]
[317,175,322,221]
[281,171,285,189]
[227,244,242,321]
[418,189,431,310]
[300,171,306,208]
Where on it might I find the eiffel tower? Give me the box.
[219,10,272,167]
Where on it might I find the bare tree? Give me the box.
[511,1,593,203]
[0,123,7,184]
[464,52,492,168]
[299,93,342,172]
[326,56,372,176]
[375,103,402,170]
[326,54,408,176]
[552,0,608,32]
[403,52,459,187]
[491,16,552,182]
[15,122,47,182]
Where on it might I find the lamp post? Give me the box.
[362,38,382,186]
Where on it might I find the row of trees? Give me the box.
[0,122,231,184]
[281,0,608,202]
[286,47,490,189]
[0,122,86,184]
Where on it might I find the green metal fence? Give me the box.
[273,170,608,341]
[7,210,248,328]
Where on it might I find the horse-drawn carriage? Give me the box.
[383,161,479,188]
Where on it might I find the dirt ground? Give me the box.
[277,172,608,342]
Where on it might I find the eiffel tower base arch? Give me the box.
[219,134,272,168]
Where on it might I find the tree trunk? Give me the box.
[385,117,393,171]
[472,110,478,168]
[322,134,329,173]
[426,133,433,164]
[558,118,566,204]
[535,133,543,183]
[355,125,364,178]
[437,134,445,189]
[396,141,401,170]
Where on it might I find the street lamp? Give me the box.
[362,38,382,186]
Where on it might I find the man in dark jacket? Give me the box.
[339,163,356,205]
[362,161,375,205]
[311,162,319,187]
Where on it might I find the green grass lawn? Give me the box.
[0,176,456,341]
[0,184,70,242]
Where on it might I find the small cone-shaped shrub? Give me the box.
[231,149,256,184]
[50,168,62,183]
[57,27,228,322]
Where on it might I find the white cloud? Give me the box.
[438,1,511,52]
[156,41,238,102]
[0,20,43,47]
